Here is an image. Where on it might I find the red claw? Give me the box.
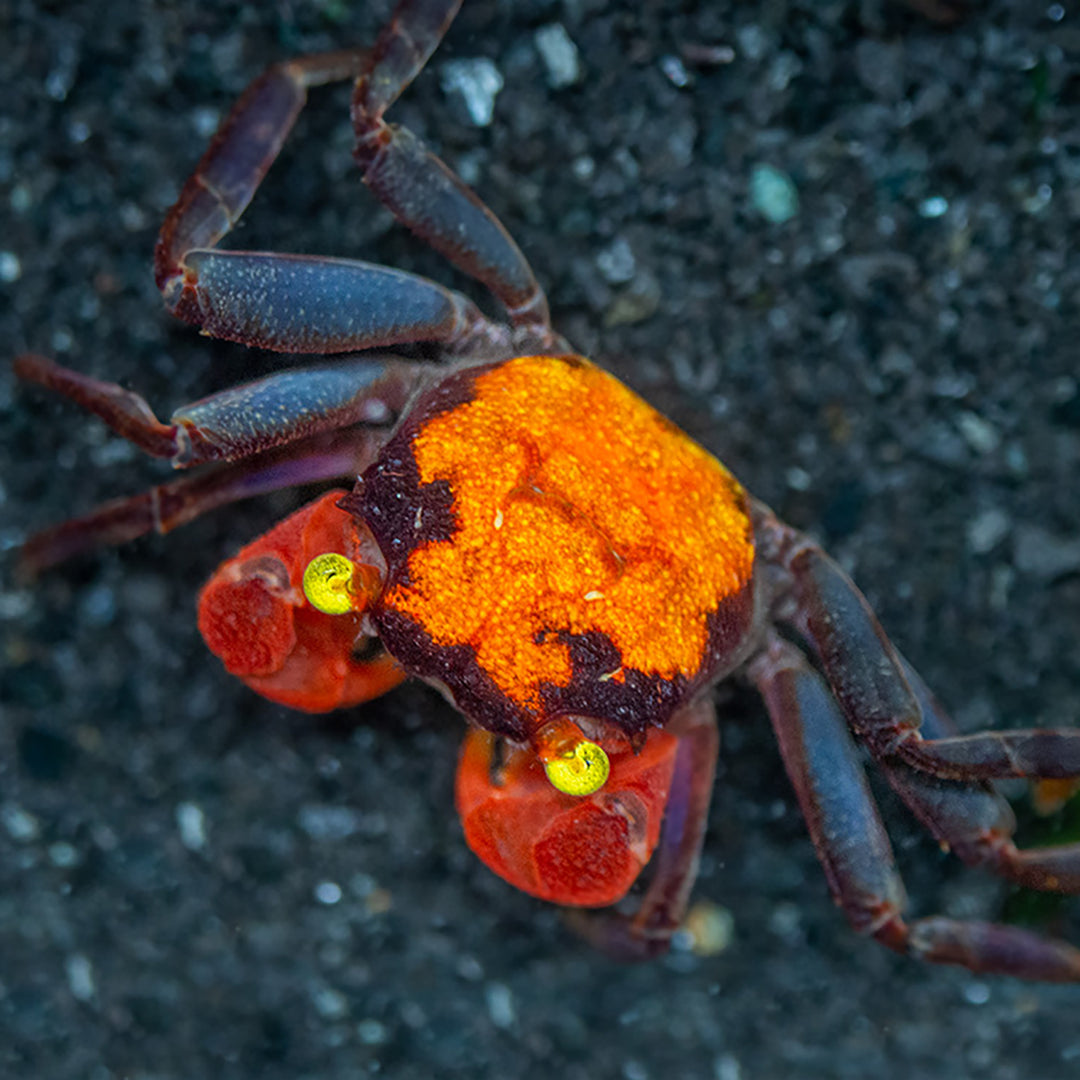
[455,726,680,908]
[197,490,405,712]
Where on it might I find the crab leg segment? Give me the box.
[754,504,1080,782]
[792,544,1080,778]
[351,0,552,339]
[155,0,551,355]
[15,355,420,467]
[750,637,1080,981]
[155,48,365,289]
[168,252,488,356]
[883,660,1080,894]
[18,427,386,578]
[154,36,505,355]
[569,697,720,960]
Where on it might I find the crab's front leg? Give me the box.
[155,35,488,355]
[350,0,551,337]
[156,0,553,356]
[749,635,1080,981]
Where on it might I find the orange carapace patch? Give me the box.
[380,356,754,714]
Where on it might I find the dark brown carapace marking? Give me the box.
[359,355,755,739]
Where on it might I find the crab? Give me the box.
[15,0,1080,980]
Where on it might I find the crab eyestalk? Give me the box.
[533,717,610,796]
[302,552,380,615]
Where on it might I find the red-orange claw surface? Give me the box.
[358,354,756,741]
[197,490,406,712]
[456,725,681,907]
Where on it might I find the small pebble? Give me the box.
[956,411,1001,455]
[298,804,360,841]
[785,466,812,492]
[750,165,798,224]
[769,901,803,944]
[535,24,580,89]
[48,842,80,868]
[967,508,1010,555]
[312,986,349,1021]
[66,954,96,1002]
[175,802,207,852]
[2,804,40,842]
[314,880,343,905]
[357,1018,388,1045]
[10,184,32,214]
[919,195,949,218]
[715,1055,742,1080]
[485,982,516,1030]
[660,54,690,88]
[79,583,116,627]
[192,105,219,139]
[457,956,484,981]
[0,250,21,282]
[1014,525,1080,580]
[596,237,636,285]
[1021,184,1052,214]
[736,25,768,62]
[680,900,735,957]
[441,58,504,127]
[604,275,662,327]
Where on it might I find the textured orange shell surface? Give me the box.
[382,356,754,713]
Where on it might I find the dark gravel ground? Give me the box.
[3,2,1080,1078]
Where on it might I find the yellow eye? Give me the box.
[542,737,610,796]
[303,553,359,615]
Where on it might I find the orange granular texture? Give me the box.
[385,356,753,710]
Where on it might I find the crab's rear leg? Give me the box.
[754,503,1080,782]
[882,659,1080,894]
[750,636,1080,981]
[158,0,552,355]
[18,425,388,578]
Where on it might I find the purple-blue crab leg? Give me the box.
[351,0,553,341]
[749,634,1080,981]
[18,425,387,578]
[753,501,1080,782]
[882,658,1080,893]
[154,36,506,355]
[155,0,552,355]
[15,354,422,467]
[567,697,719,960]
